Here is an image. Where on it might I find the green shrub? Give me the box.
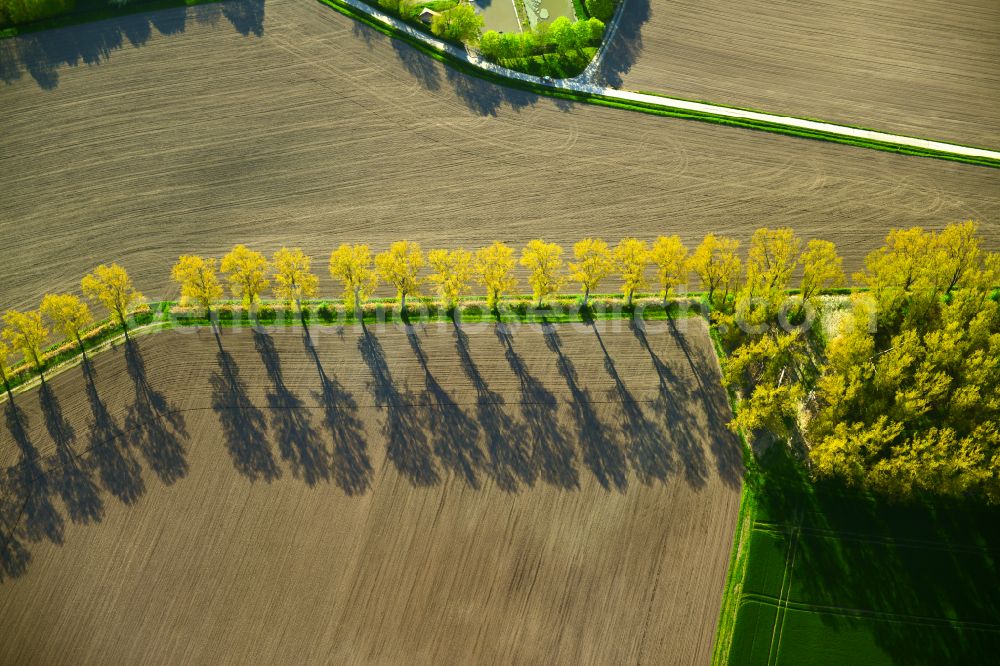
[317,304,335,323]
[585,0,613,22]
[257,305,276,324]
[0,0,75,26]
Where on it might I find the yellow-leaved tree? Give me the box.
[41,293,93,355]
[81,263,145,339]
[221,245,270,309]
[3,310,49,377]
[428,248,474,310]
[171,255,224,317]
[615,238,650,306]
[934,220,981,294]
[569,238,612,307]
[329,244,378,315]
[375,241,425,310]
[272,247,319,317]
[474,241,517,310]
[798,240,845,313]
[650,235,689,307]
[687,234,742,309]
[519,240,564,308]
[0,340,13,398]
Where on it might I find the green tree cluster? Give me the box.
[478,16,604,63]
[430,2,484,44]
[0,0,74,27]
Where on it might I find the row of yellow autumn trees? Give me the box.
[139,234,843,315]
[0,233,818,394]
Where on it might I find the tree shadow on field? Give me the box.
[455,325,533,492]
[752,445,1000,664]
[346,17,543,117]
[667,317,742,488]
[3,400,64,547]
[0,0,264,90]
[358,322,438,486]
[82,357,146,505]
[38,382,104,525]
[210,329,280,483]
[125,340,189,486]
[303,328,372,496]
[542,324,627,492]
[392,37,441,91]
[593,0,651,88]
[444,64,542,116]
[0,473,31,581]
[628,318,709,489]
[495,323,578,490]
[254,331,329,486]
[405,323,483,488]
[589,322,673,485]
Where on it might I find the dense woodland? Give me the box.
[2,224,998,503]
[718,222,1000,503]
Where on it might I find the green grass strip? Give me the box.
[0,294,701,399]
[632,89,1000,155]
[0,0,222,40]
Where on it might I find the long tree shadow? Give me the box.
[590,322,673,485]
[754,445,1000,663]
[3,400,64,546]
[82,357,146,505]
[358,322,438,486]
[542,324,627,491]
[629,319,709,489]
[210,329,280,482]
[666,317,742,488]
[124,340,189,486]
[346,17,541,117]
[593,0,651,88]
[303,328,372,496]
[1,0,264,89]
[495,323,578,490]
[0,481,31,581]
[253,331,328,486]
[454,325,533,492]
[405,323,483,488]
[38,382,104,525]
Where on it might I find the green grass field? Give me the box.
[723,446,1000,664]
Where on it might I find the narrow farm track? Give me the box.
[0,321,742,665]
[602,0,1000,149]
[1,0,999,311]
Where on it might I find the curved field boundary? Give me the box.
[316,0,1000,167]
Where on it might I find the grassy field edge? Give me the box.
[0,293,701,400]
[632,89,1000,155]
[0,0,222,39]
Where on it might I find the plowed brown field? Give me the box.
[1,0,998,311]
[0,319,741,664]
[601,0,1000,148]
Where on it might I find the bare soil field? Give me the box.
[601,0,1000,148]
[0,318,741,664]
[1,0,998,311]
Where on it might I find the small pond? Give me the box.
[472,0,522,34]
